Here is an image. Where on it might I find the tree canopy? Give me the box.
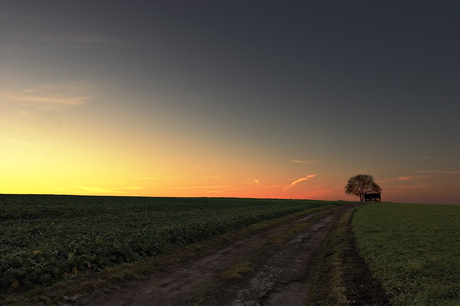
[344,174,382,201]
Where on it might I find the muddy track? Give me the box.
[85,204,357,306]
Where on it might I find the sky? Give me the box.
[1,0,459,204]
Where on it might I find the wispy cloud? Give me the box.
[283,175,316,192]
[35,35,125,53]
[381,175,430,183]
[40,35,120,46]
[291,160,313,164]
[134,177,179,180]
[0,83,92,107]
[397,175,430,181]
[73,186,123,194]
[412,171,460,175]
[7,139,36,147]
[1,91,90,106]
[174,185,231,189]
[383,170,460,183]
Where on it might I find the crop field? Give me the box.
[353,203,460,305]
[0,195,340,291]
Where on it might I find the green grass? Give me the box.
[352,203,460,305]
[220,261,254,279]
[5,203,341,305]
[0,194,342,292]
[308,207,355,305]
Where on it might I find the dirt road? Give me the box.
[86,205,355,306]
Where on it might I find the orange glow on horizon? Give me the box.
[1,175,458,205]
[1,105,458,205]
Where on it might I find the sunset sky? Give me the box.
[1,1,459,204]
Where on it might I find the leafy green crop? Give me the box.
[0,195,339,290]
[353,203,460,305]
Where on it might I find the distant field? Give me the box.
[0,195,340,290]
[353,203,460,305]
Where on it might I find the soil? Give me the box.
[79,204,386,306]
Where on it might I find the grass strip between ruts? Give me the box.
[308,205,391,305]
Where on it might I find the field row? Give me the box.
[0,195,340,290]
[353,203,460,305]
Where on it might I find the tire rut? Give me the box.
[86,205,355,306]
[229,210,345,306]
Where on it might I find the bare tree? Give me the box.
[345,174,382,201]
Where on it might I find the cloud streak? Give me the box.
[72,186,123,194]
[291,160,313,164]
[0,83,93,107]
[7,139,36,147]
[398,175,430,181]
[174,185,232,189]
[420,156,432,160]
[412,171,460,175]
[1,91,90,106]
[383,170,460,183]
[283,175,316,192]
[39,35,120,46]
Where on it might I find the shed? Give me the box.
[364,193,381,202]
